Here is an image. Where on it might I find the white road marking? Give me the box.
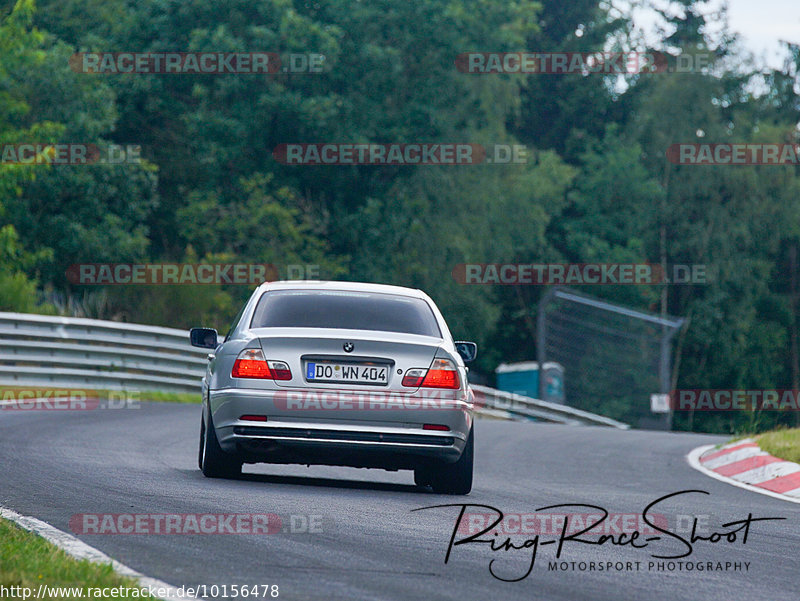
[686,444,800,505]
[701,446,764,470]
[0,506,205,600]
[729,461,800,484]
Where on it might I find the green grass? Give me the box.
[713,433,755,450]
[756,428,800,464]
[0,387,200,406]
[0,518,158,600]
[141,390,200,404]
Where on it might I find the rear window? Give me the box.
[249,290,441,337]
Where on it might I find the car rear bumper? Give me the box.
[209,387,472,468]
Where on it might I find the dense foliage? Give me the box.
[1,0,798,433]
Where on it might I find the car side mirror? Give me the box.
[190,327,218,349]
[455,341,477,363]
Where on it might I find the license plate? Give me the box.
[305,362,388,384]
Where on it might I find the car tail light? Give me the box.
[231,349,292,380]
[422,359,460,389]
[402,359,460,389]
[423,424,449,431]
[402,368,427,387]
[240,415,268,422]
[232,349,270,378]
[267,360,292,380]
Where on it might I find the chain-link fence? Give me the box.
[537,287,684,429]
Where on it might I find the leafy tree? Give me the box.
[514,0,634,161]
[0,0,60,311]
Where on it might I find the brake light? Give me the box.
[421,359,460,389]
[403,359,460,389]
[401,368,427,387]
[231,349,292,380]
[267,360,292,380]
[232,349,270,378]
[423,424,449,431]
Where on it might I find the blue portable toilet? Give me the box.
[495,362,540,399]
[540,361,565,404]
[495,361,565,404]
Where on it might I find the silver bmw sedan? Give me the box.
[190,280,477,494]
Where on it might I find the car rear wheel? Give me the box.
[200,409,242,479]
[426,427,473,495]
[414,465,433,487]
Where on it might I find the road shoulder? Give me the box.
[687,439,800,504]
[0,506,202,600]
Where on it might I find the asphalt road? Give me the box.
[1,403,798,601]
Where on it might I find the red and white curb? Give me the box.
[0,506,204,600]
[687,439,800,504]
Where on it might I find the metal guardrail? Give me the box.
[0,312,207,393]
[471,384,630,429]
[0,312,629,427]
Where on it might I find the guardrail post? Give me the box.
[537,287,557,401]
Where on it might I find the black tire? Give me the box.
[198,413,205,470]
[414,465,433,488]
[430,427,473,495]
[200,408,242,479]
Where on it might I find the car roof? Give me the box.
[255,280,429,300]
